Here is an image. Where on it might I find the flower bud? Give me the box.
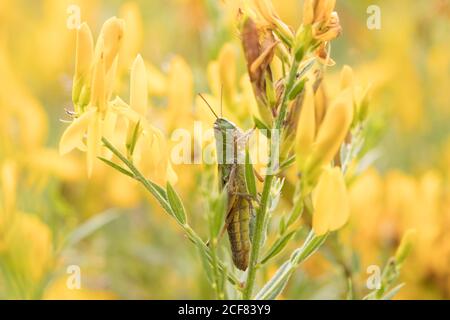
[395,229,416,265]
[97,17,124,73]
[130,54,148,116]
[74,23,94,81]
[305,88,353,175]
[73,23,94,108]
[295,82,316,170]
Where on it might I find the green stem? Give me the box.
[243,174,274,299]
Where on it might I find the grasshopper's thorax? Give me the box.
[213,118,245,184]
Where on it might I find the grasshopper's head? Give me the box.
[213,118,238,165]
[213,117,240,142]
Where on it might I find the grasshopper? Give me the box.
[200,94,257,271]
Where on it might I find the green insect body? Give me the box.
[214,118,253,271]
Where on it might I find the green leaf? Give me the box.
[166,183,187,225]
[98,157,135,178]
[127,121,141,157]
[286,197,304,227]
[197,245,214,284]
[260,230,296,264]
[148,179,168,200]
[245,148,257,198]
[279,216,286,235]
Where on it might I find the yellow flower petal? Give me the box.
[166,161,178,185]
[306,88,353,174]
[302,0,314,25]
[295,82,316,170]
[74,23,94,80]
[313,167,349,235]
[86,112,102,177]
[314,82,327,128]
[90,50,106,112]
[59,109,96,155]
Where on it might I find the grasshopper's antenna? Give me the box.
[198,93,219,119]
[220,84,223,118]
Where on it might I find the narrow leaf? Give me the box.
[279,155,296,171]
[260,230,296,264]
[288,78,306,100]
[381,283,405,300]
[98,157,134,178]
[63,210,121,249]
[166,183,187,225]
[127,120,141,157]
[255,261,293,300]
[253,116,271,138]
[210,191,227,239]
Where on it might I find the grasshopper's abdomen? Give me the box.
[227,197,251,271]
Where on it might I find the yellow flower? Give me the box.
[60,18,125,176]
[304,88,353,176]
[252,0,293,42]
[312,166,350,235]
[96,17,125,73]
[303,0,336,26]
[205,43,258,125]
[109,54,176,185]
